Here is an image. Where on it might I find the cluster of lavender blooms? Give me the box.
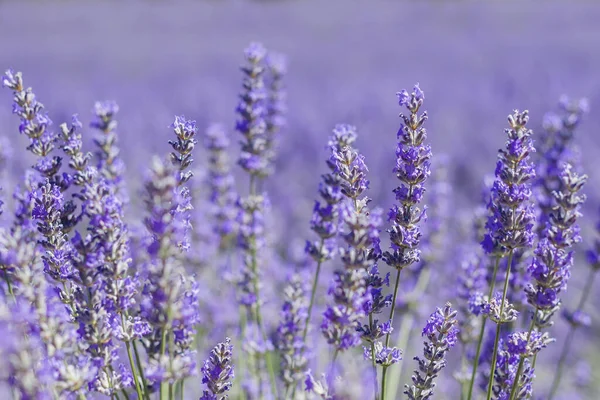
[1,41,599,400]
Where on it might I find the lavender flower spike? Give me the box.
[236,42,269,179]
[482,110,536,256]
[383,83,431,272]
[204,123,238,249]
[90,100,127,200]
[321,138,380,352]
[404,302,459,400]
[263,51,287,177]
[526,164,587,328]
[276,272,309,393]
[200,338,235,400]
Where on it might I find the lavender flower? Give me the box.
[305,124,356,264]
[141,156,199,385]
[235,194,269,309]
[383,83,431,272]
[236,42,269,178]
[204,123,238,249]
[536,96,588,235]
[276,272,309,392]
[200,338,235,400]
[491,338,534,400]
[404,302,459,400]
[90,101,127,201]
[263,51,287,177]
[321,140,380,352]
[169,115,198,185]
[526,164,587,328]
[1,69,62,181]
[481,110,536,256]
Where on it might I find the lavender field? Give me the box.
[0,1,599,399]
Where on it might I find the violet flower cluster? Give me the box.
[3,40,600,400]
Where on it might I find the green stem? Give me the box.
[132,340,150,400]
[467,256,501,400]
[385,269,402,348]
[381,366,388,400]
[368,313,379,400]
[486,250,514,400]
[302,239,325,343]
[387,313,415,400]
[121,389,130,400]
[126,341,145,400]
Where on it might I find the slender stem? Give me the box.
[548,268,596,400]
[121,389,130,400]
[3,274,15,301]
[387,313,415,400]
[368,313,379,400]
[548,325,576,400]
[126,341,145,400]
[467,256,501,400]
[385,269,402,348]
[132,340,150,400]
[508,314,536,400]
[302,239,325,342]
[381,366,388,400]
[486,250,514,400]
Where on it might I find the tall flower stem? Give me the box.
[132,341,150,400]
[467,257,501,400]
[124,332,144,399]
[388,267,431,399]
[548,268,596,400]
[302,238,325,342]
[385,270,401,349]
[380,270,401,400]
[486,251,514,400]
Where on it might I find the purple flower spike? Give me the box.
[384,84,431,271]
[482,110,536,256]
[404,302,459,400]
[200,338,235,400]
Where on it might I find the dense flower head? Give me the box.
[482,110,536,255]
[331,143,370,201]
[536,97,587,236]
[2,69,63,184]
[526,163,586,328]
[321,142,381,352]
[169,115,198,185]
[200,338,235,400]
[236,42,269,177]
[235,194,269,308]
[204,123,238,247]
[482,292,519,324]
[384,84,431,271]
[263,51,287,177]
[90,100,127,202]
[491,338,534,400]
[276,272,309,390]
[404,302,459,400]
[141,155,200,382]
[363,341,402,367]
[306,125,357,263]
